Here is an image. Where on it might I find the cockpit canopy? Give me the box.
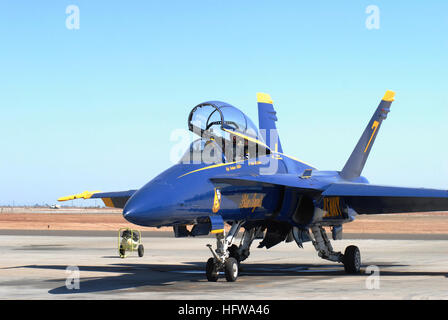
[188,101,263,143]
[182,101,269,164]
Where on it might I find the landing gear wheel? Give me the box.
[343,245,361,274]
[206,258,219,282]
[224,257,238,282]
[138,244,144,257]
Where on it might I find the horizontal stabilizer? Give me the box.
[323,183,448,214]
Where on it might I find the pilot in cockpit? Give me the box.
[187,101,261,163]
[204,136,226,164]
[231,136,250,161]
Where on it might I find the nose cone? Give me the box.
[123,180,177,227]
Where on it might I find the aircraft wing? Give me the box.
[322,183,448,214]
[211,175,448,214]
[58,190,137,208]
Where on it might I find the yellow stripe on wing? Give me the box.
[58,190,101,202]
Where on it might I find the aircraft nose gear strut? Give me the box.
[309,225,361,274]
[206,220,243,282]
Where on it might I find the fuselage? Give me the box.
[122,150,368,228]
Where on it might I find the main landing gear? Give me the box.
[309,225,361,274]
[205,221,245,282]
[204,222,360,281]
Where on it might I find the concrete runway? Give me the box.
[0,232,447,299]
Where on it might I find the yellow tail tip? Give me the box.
[382,90,395,102]
[256,92,273,104]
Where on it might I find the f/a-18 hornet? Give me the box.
[59,91,448,282]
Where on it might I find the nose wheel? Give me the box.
[224,257,239,282]
[206,256,239,282]
[206,258,219,282]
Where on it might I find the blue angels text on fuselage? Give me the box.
[59,91,448,282]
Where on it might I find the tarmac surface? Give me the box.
[0,231,447,299]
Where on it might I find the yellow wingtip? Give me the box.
[256,92,273,104]
[382,90,395,102]
[57,195,74,202]
[58,190,101,202]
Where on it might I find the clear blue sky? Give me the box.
[0,1,447,205]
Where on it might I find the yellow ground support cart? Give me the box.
[118,228,144,258]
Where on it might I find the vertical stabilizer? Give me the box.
[257,92,283,153]
[340,90,395,180]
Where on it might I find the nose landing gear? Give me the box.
[205,221,243,282]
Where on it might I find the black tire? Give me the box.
[138,244,144,257]
[224,257,238,282]
[119,245,125,258]
[343,245,361,274]
[206,258,219,282]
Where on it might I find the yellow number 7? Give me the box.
[364,121,379,153]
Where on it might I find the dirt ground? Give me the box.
[0,207,447,234]
[0,207,169,231]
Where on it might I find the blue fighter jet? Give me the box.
[59,91,448,282]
